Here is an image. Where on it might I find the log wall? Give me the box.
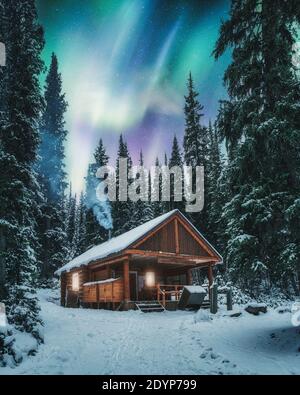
[83,278,124,304]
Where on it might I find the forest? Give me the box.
[0,0,300,366]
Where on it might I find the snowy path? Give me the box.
[1,290,300,375]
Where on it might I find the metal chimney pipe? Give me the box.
[108,229,112,240]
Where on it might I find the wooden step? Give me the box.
[135,301,165,313]
[200,301,211,309]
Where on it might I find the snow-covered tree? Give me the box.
[0,0,45,357]
[65,189,77,251]
[214,0,300,293]
[131,151,154,227]
[183,73,210,232]
[169,135,184,212]
[112,135,135,236]
[37,53,68,280]
[151,157,163,217]
[206,121,223,245]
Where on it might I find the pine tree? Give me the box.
[65,191,77,253]
[0,0,45,352]
[214,0,300,293]
[151,157,163,217]
[70,200,81,260]
[77,192,87,255]
[169,135,184,212]
[183,73,207,168]
[39,53,68,201]
[37,53,68,280]
[132,151,154,226]
[206,121,223,245]
[183,73,209,231]
[161,153,170,214]
[112,135,135,236]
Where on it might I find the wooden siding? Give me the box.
[135,217,210,257]
[138,219,176,253]
[83,278,124,303]
[178,222,210,256]
[92,267,109,281]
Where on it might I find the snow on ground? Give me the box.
[1,289,300,375]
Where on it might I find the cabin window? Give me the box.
[145,272,155,287]
[72,272,79,291]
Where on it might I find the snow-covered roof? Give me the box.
[55,209,223,276]
[184,286,207,294]
[83,278,121,287]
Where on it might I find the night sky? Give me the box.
[36,0,231,194]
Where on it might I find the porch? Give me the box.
[80,254,215,311]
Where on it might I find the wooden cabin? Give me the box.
[55,210,223,311]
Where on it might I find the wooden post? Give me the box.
[157,283,160,302]
[174,219,180,254]
[208,265,214,308]
[162,291,166,308]
[208,265,213,288]
[187,269,193,285]
[210,283,218,314]
[60,273,67,307]
[96,284,100,303]
[227,288,233,311]
[123,259,130,311]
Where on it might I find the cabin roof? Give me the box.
[55,209,223,276]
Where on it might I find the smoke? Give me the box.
[94,180,113,231]
[85,170,113,231]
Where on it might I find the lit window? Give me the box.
[72,272,79,291]
[145,272,155,287]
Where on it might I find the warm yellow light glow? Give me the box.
[72,272,79,292]
[145,272,155,287]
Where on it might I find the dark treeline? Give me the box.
[0,0,300,366]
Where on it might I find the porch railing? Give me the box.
[156,284,184,307]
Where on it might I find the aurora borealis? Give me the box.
[37,0,231,194]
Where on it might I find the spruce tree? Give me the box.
[112,135,135,236]
[39,53,68,201]
[151,157,163,217]
[183,73,207,168]
[169,135,184,212]
[77,192,87,255]
[206,121,223,245]
[65,191,77,254]
[132,151,154,227]
[183,73,209,231]
[214,0,300,293]
[0,0,45,350]
[37,53,68,280]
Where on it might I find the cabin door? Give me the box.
[129,271,138,301]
